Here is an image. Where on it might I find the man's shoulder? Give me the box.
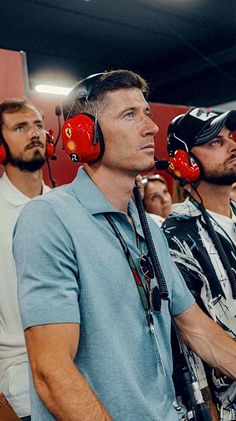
[162,200,200,241]
[163,202,195,227]
[33,183,73,205]
[17,183,76,223]
[171,197,200,217]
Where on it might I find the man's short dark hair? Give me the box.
[0,98,44,132]
[63,69,149,120]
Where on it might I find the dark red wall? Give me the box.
[0,49,27,101]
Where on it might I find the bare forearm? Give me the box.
[32,359,112,421]
[175,304,236,379]
[183,325,236,379]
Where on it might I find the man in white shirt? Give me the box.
[0,98,51,420]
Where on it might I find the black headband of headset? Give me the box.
[62,73,104,120]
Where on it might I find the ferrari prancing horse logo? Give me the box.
[65,127,72,138]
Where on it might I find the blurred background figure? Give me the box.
[230,182,236,201]
[142,174,172,224]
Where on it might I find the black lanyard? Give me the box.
[105,214,149,310]
[105,214,161,324]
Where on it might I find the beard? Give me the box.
[201,167,236,185]
[8,150,46,172]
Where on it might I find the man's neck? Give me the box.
[5,165,44,198]
[84,164,135,214]
[190,181,232,218]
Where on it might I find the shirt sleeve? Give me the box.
[13,198,80,330]
[167,250,195,316]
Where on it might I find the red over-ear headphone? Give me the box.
[62,73,104,164]
[156,114,201,184]
[62,113,103,163]
[0,139,7,165]
[0,129,55,165]
[159,149,201,184]
[45,129,56,159]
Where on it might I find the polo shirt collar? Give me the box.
[71,167,142,230]
[0,172,49,207]
[171,197,202,218]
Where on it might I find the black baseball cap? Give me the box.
[167,107,236,154]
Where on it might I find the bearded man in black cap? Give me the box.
[162,107,236,420]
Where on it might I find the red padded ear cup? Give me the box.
[62,114,102,163]
[0,142,7,165]
[167,150,201,183]
[45,130,55,158]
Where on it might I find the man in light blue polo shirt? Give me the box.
[13,70,236,421]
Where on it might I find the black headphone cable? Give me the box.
[133,183,169,301]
